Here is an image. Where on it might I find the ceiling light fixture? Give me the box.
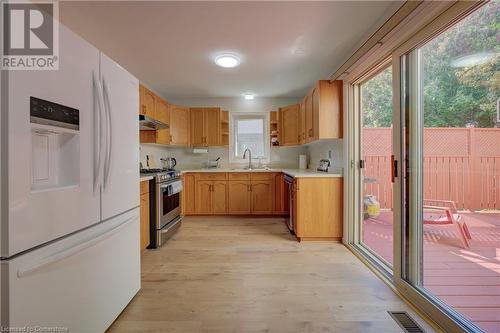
[244,94,255,100]
[214,54,240,68]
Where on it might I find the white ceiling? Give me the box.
[60,1,401,99]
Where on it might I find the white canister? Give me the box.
[299,155,307,169]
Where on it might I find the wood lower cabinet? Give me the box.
[274,173,288,214]
[184,172,286,216]
[250,179,274,214]
[227,181,251,214]
[212,181,228,214]
[182,174,196,215]
[182,172,343,241]
[195,180,213,214]
[294,177,343,241]
[140,180,150,251]
[190,173,228,215]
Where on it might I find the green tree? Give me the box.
[362,2,499,128]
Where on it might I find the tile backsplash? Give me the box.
[140,139,343,171]
[140,144,308,170]
[306,139,344,170]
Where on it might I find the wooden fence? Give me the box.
[363,128,500,210]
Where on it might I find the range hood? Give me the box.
[139,115,168,130]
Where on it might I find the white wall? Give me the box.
[305,139,344,170]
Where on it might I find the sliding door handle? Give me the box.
[391,155,398,183]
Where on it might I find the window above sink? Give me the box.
[229,113,270,166]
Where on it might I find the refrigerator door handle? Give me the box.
[92,72,105,193]
[102,78,113,191]
[17,216,136,278]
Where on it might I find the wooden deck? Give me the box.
[363,211,500,333]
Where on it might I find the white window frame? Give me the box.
[229,112,270,165]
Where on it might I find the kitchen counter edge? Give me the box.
[180,169,343,178]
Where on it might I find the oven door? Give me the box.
[156,179,182,230]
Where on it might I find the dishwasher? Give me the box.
[284,174,294,234]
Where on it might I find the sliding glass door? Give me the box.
[359,66,394,268]
[398,2,499,332]
[346,2,498,332]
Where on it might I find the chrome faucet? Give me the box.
[243,148,252,170]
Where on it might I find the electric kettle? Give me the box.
[160,157,177,170]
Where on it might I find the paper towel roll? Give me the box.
[299,155,307,169]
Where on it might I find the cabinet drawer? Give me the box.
[196,173,227,181]
[228,173,250,180]
[250,172,274,180]
[140,181,149,195]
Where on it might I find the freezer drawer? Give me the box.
[0,208,140,332]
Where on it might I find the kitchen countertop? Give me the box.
[281,169,343,178]
[140,175,154,181]
[180,168,343,178]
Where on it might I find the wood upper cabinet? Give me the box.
[299,100,306,144]
[306,89,315,142]
[280,104,300,146]
[156,99,170,145]
[227,181,251,214]
[140,84,156,118]
[195,180,212,214]
[221,111,229,146]
[311,80,343,140]
[204,108,221,146]
[190,107,221,147]
[170,105,190,146]
[251,179,274,214]
[190,108,205,146]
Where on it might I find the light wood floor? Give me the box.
[109,217,435,333]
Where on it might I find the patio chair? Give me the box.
[423,199,472,249]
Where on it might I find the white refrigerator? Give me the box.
[1,23,140,332]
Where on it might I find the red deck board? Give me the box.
[363,211,500,333]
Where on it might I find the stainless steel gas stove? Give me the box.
[140,169,183,248]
